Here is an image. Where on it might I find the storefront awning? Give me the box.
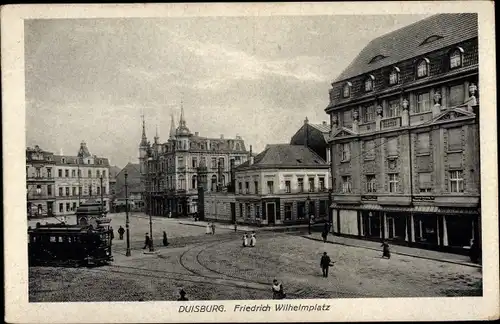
[330,203,479,215]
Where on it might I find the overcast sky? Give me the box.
[25,14,428,169]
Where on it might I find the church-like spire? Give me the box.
[154,124,159,144]
[140,113,148,146]
[169,113,176,138]
[176,97,191,136]
[179,98,186,127]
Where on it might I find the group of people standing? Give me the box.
[205,222,216,235]
[242,232,256,247]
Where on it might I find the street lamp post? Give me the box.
[125,170,131,257]
[307,195,312,234]
[100,174,104,213]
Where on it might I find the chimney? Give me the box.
[322,121,327,126]
[304,117,309,148]
[249,145,254,165]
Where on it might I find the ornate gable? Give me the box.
[331,127,357,138]
[432,107,475,124]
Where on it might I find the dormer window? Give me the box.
[416,58,430,78]
[449,47,464,69]
[342,82,352,98]
[364,75,375,92]
[369,55,387,64]
[389,67,400,85]
[420,35,443,46]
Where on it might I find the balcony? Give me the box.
[381,116,401,130]
[27,175,55,182]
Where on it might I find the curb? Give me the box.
[301,235,481,269]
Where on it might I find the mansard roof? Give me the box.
[334,13,478,83]
[237,144,328,170]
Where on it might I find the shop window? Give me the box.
[284,203,292,220]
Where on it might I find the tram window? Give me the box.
[50,236,56,243]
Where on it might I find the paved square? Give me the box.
[29,214,482,301]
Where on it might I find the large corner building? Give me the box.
[325,13,480,253]
[139,106,249,217]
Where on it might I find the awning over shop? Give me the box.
[330,203,479,215]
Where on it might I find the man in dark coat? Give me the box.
[320,252,333,278]
[118,226,125,240]
[177,289,188,301]
[143,233,151,249]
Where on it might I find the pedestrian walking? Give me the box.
[242,233,249,247]
[205,223,211,235]
[168,211,172,218]
[249,231,256,247]
[469,239,480,263]
[177,289,188,301]
[272,279,286,299]
[320,252,334,278]
[143,233,151,249]
[211,222,216,235]
[381,241,391,259]
[110,226,115,241]
[234,223,238,232]
[118,226,125,240]
[163,231,169,246]
[321,229,328,243]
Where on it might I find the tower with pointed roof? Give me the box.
[175,103,191,151]
[138,114,149,175]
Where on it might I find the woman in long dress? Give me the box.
[206,223,211,235]
[242,233,249,247]
[249,232,256,247]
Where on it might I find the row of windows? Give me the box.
[340,170,465,194]
[237,200,329,221]
[56,185,107,197]
[236,177,327,195]
[342,47,465,98]
[149,156,243,173]
[337,127,462,163]
[338,83,468,127]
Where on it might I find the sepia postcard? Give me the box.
[2,2,499,323]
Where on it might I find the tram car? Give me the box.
[28,202,113,267]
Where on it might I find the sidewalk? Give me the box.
[177,218,317,233]
[302,233,481,268]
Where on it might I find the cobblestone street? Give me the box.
[29,217,482,302]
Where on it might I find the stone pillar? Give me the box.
[352,110,359,133]
[432,91,442,117]
[401,98,409,126]
[375,105,383,131]
[442,215,449,246]
[468,83,478,112]
[436,216,441,246]
[410,214,415,242]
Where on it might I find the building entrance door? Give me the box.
[266,203,276,225]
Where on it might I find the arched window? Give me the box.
[364,75,374,92]
[416,58,430,78]
[342,82,352,98]
[389,67,400,85]
[450,47,464,69]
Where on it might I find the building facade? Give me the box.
[26,145,56,218]
[325,13,480,252]
[113,162,145,212]
[228,144,331,226]
[290,117,332,163]
[140,107,249,217]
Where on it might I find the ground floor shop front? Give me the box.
[330,204,480,254]
[146,193,198,217]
